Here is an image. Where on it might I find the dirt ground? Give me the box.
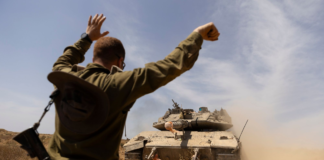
[0,128,51,160]
[0,129,128,160]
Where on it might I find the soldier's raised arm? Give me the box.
[111,22,220,110]
[52,14,109,72]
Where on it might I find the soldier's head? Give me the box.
[93,36,126,70]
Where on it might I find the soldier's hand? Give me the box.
[86,14,109,41]
[193,22,220,41]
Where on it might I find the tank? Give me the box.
[123,100,242,160]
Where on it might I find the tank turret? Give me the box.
[153,99,233,131]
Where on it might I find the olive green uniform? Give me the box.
[48,32,203,160]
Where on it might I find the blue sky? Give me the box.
[0,0,323,149]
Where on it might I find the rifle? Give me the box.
[13,90,59,160]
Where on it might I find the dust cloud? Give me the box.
[226,99,324,160]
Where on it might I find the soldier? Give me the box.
[48,13,219,160]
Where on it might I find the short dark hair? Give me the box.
[93,36,125,64]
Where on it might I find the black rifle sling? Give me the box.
[33,90,60,130]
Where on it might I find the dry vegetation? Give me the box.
[0,129,128,160]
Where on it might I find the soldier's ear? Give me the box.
[118,57,124,68]
[92,57,94,62]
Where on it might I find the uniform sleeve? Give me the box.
[52,39,92,72]
[111,32,203,108]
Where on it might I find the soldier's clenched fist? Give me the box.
[194,22,220,41]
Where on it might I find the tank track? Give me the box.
[125,149,143,160]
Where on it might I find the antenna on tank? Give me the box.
[172,99,180,109]
[238,119,248,142]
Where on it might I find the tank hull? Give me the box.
[124,131,241,160]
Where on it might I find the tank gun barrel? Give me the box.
[171,120,189,130]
